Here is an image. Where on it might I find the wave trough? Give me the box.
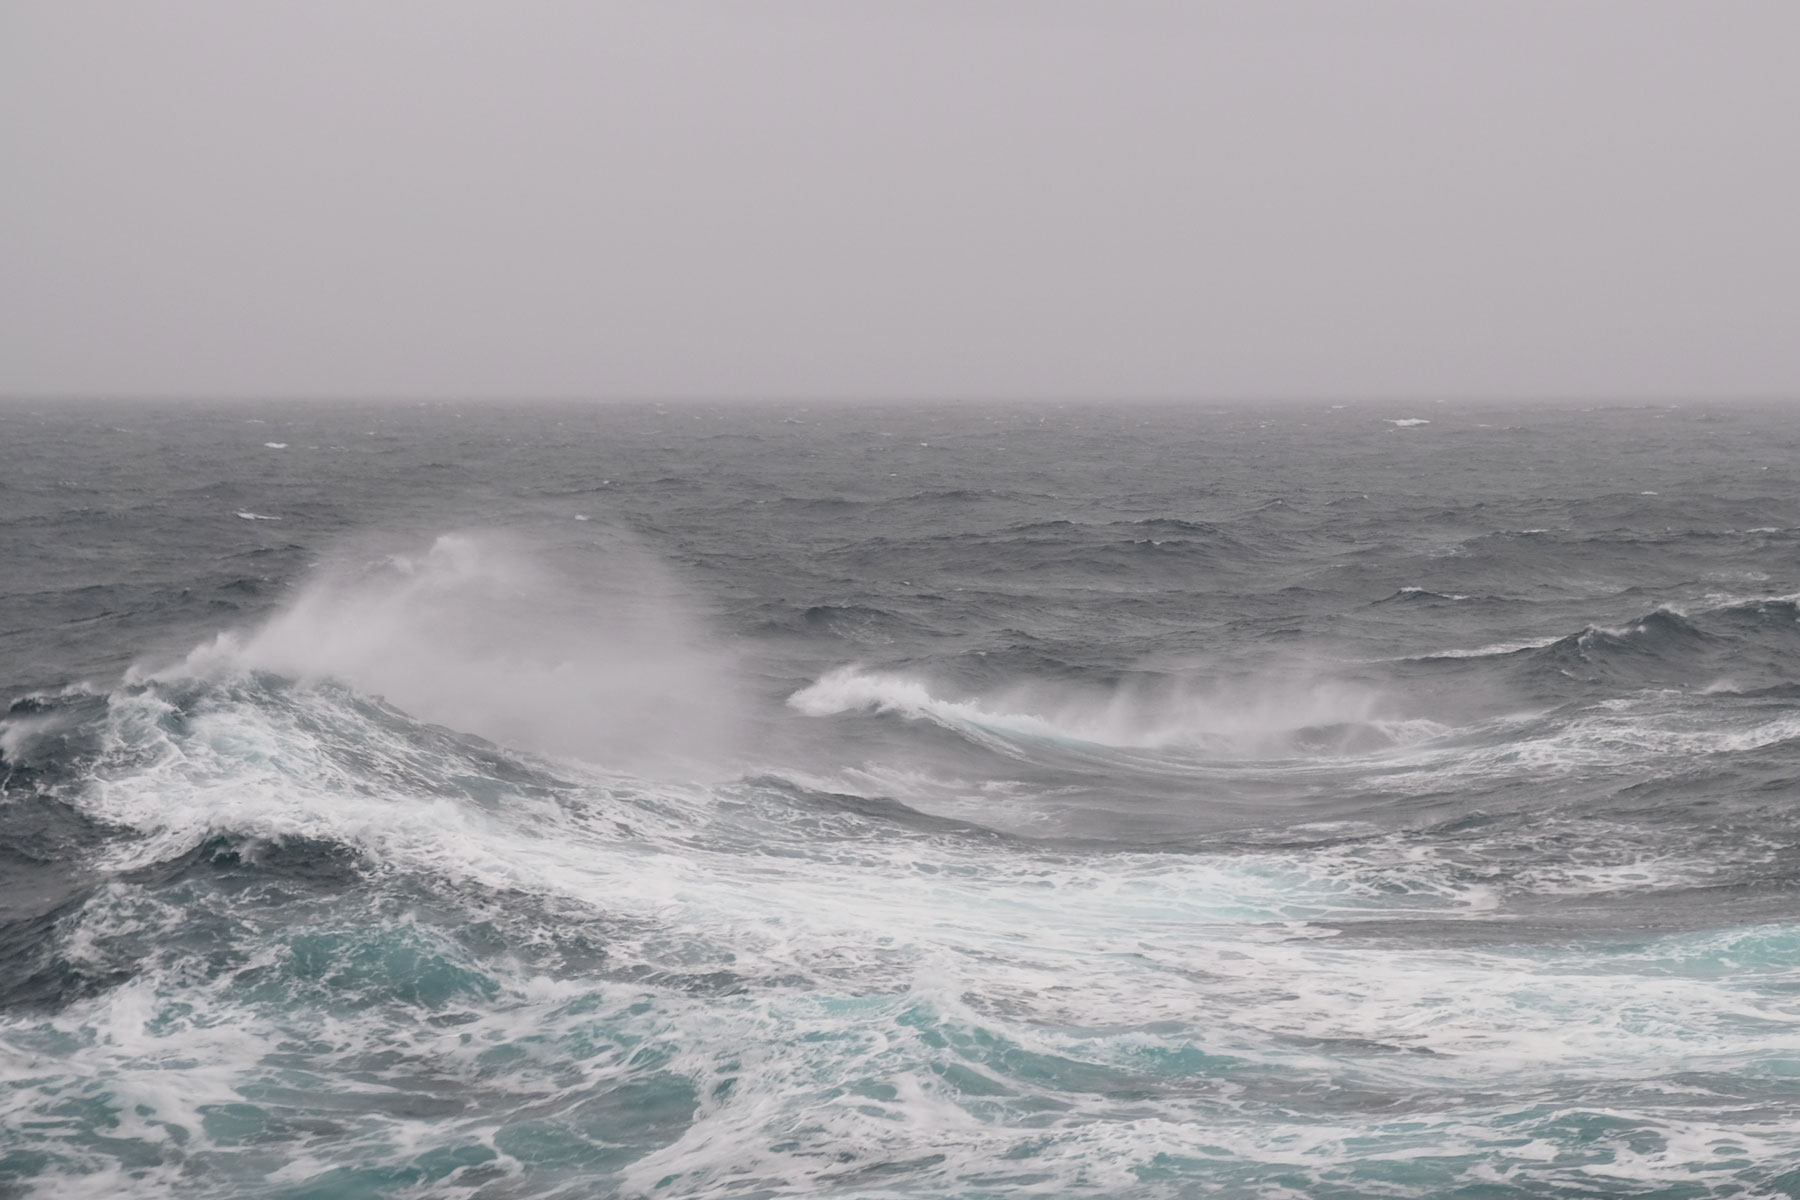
[5,399,1800,1198]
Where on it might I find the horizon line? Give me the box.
[4,391,1798,406]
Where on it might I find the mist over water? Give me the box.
[160,529,749,779]
[3,399,1800,1198]
[790,663,1444,759]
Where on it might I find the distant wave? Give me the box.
[1411,595,1800,669]
[1376,587,1472,604]
[1411,636,1564,661]
[789,666,1446,758]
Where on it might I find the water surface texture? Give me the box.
[3,399,1800,1198]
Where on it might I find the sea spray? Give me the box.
[789,663,1446,757]
[6,400,1800,1198]
[147,529,750,778]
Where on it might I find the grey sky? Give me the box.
[4,2,1797,400]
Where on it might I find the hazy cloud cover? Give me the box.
[4,1,1796,400]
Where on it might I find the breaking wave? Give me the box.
[790,665,1448,758]
[141,530,749,779]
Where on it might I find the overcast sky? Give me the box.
[4,2,1797,400]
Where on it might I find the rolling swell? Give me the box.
[1396,596,1800,702]
[4,401,1800,1198]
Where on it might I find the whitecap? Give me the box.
[1415,636,1561,659]
[789,665,1445,758]
[150,528,749,778]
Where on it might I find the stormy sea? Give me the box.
[3,398,1799,1199]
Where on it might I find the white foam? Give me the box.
[234,511,280,521]
[262,441,288,449]
[1386,418,1430,427]
[17,679,1800,1195]
[142,529,749,779]
[789,665,1445,758]
[0,711,64,761]
[15,580,1800,1194]
[1367,696,1800,789]
[1416,635,1561,659]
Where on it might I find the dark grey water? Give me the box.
[4,398,1800,1198]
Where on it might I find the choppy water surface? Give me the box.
[3,399,1800,1198]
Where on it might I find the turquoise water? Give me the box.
[4,400,1800,1196]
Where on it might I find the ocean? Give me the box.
[3,398,1799,1198]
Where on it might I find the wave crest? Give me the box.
[138,530,747,778]
[789,666,1444,758]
